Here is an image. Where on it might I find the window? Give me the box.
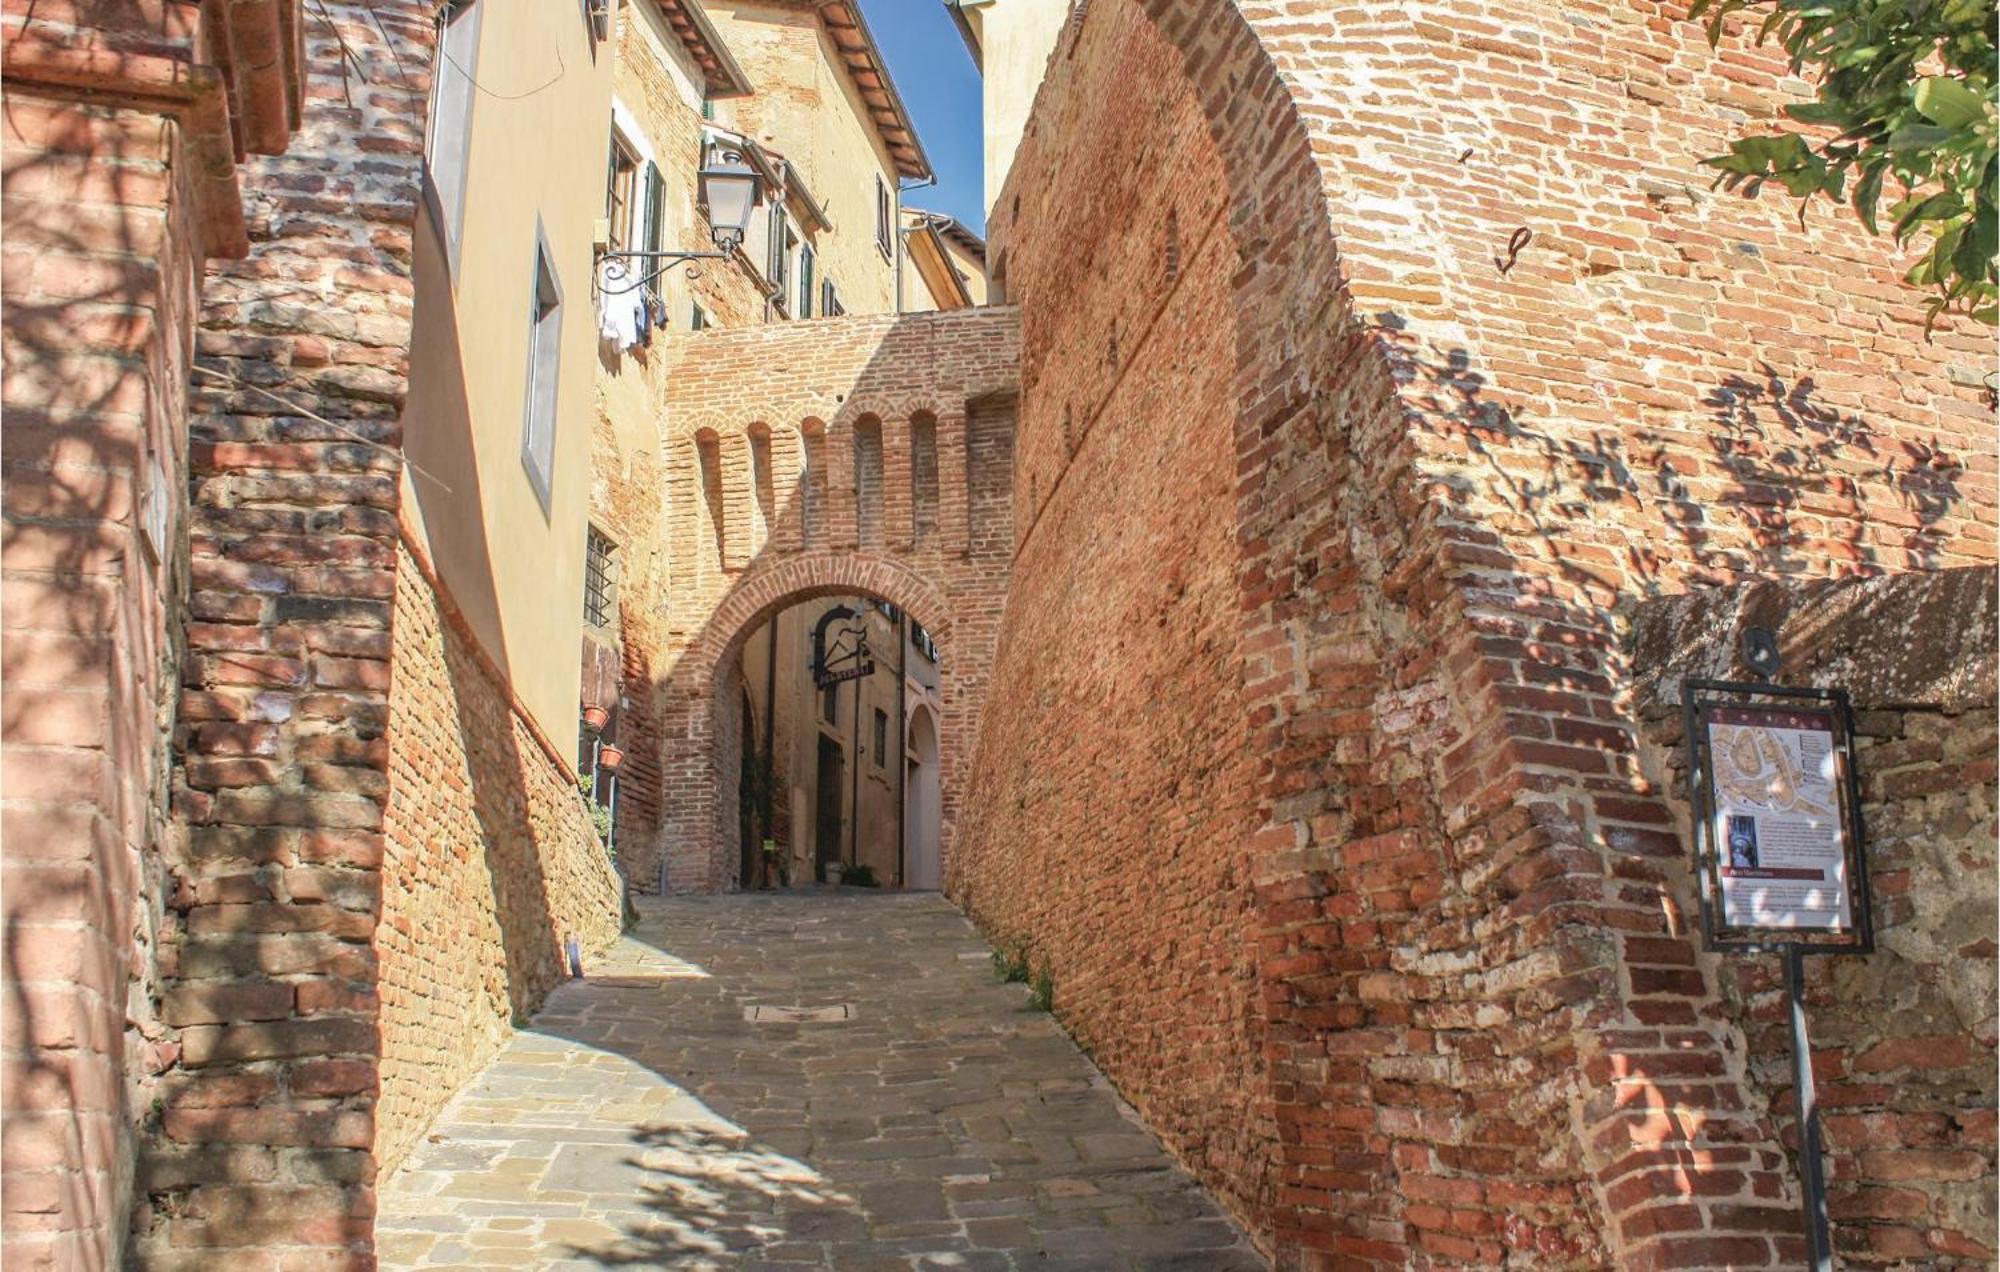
[605,133,640,252]
[821,681,838,725]
[767,202,793,302]
[875,175,893,256]
[700,97,715,121]
[691,303,710,331]
[424,0,480,276]
[911,622,938,664]
[583,527,617,629]
[798,244,815,317]
[583,0,610,43]
[642,160,665,255]
[820,278,843,317]
[521,227,561,513]
[872,708,888,767]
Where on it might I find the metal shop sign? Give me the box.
[1683,681,1874,954]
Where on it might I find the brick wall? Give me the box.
[2,1,296,1264]
[1,96,204,1272]
[134,2,432,1265]
[375,537,624,1177]
[603,307,1018,893]
[948,0,1275,1235]
[1629,569,1997,1268]
[958,0,1998,1264]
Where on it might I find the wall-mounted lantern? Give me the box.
[598,143,764,295]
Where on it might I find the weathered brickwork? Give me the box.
[1630,570,1998,1269]
[2,2,299,1264]
[1,97,204,1272]
[949,0,1999,1265]
[135,2,434,1265]
[602,308,1018,893]
[948,0,1274,1237]
[375,538,623,1178]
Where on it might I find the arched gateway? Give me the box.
[601,309,1020,896]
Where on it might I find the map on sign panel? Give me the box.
[1704,706,1852,932]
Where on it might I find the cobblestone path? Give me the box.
[377,891,1262,1270]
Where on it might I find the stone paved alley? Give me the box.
[376,893,1261,1269]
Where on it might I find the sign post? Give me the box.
[1681,669,1871,1272]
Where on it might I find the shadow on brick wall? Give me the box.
[2,100,194,1264]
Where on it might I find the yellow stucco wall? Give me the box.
[704,0,903,317]
[961,0,1067,218]
[402,0,614,743]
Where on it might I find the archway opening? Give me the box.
[726,591,946,891]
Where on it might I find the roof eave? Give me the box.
[817,0,934,182]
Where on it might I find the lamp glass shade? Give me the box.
[699,149,762,249]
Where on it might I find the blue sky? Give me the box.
[858,0,986,233]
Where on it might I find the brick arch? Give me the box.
[647,551,973,895]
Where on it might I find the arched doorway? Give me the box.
[638,550,968,895]
[904,703,942,890]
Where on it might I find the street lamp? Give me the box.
[697,146,761,253]
[599,143,764,294]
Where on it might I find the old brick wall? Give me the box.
[946,0,1274,1237]
[1629,569,1998,1268]
[375,538,623,1178]
[959,0,1999,1265]
[1,1,297,1264]
[133,1,435,1265]
[1,95,204,1272]
[602,307,1017,893]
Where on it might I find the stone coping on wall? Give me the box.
[1630,567,1999,714]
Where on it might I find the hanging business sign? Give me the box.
[811,606,874,689]
[1682,680,1874,954]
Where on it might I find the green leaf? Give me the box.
[1913,76,1987,129]
[1852,162,1887,233]
[1887,124,1959,151]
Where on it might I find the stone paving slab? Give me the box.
[377,891,1263,1270]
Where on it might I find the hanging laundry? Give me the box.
[596,258,648,352]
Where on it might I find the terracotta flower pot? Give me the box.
[595,744,624,772]
[582,704,611,733]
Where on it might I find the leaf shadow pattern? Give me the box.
[563,1121,857,1266]
[1383,319,1971,604]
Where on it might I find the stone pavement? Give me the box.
[376,891,1263,1270]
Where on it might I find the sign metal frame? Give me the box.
[1681,678,1874,957]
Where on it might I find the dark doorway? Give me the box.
[815,735,844,882]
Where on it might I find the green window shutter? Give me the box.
[800,245,815,317]
[643,161,665,254]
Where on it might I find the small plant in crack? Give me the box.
[991,945,1031,984]
[1028,966,1055,1013]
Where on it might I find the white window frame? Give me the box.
[521,221,562,515]
[424,0,482,281]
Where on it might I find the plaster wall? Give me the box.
[401,0,615,745]
[704,0,902,316]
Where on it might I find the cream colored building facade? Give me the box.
[403,0,620,743]
[947,0,1068,219]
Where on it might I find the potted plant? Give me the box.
[843,863,878,888]
[596,743,624,772]
[582,703,611,733]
